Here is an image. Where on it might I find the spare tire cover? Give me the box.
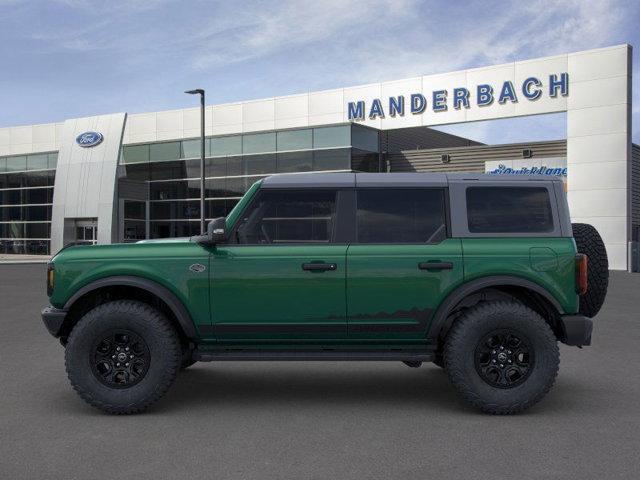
[572,223,609,318]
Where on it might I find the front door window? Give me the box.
[211,188,348,340]
[234,189,337,244]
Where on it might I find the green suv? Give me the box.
[41,173,608,415]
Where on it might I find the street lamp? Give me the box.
[185,88,206,234]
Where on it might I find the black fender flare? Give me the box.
[63,276,197,339]
[426,275,564,341]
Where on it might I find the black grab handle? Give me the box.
[302,263,337,272]
[418,261,453,271]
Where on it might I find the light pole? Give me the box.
[185,88,206,234]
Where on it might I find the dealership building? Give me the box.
[0,44,637,270]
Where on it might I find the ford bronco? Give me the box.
[41,172,608,414]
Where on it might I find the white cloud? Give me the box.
[190,0,415,70]
[2,0,638,141]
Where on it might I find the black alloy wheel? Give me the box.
[91,330,150,388]
[474,330,533,388]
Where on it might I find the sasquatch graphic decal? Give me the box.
[348,307,433,333]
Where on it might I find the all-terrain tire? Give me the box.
[180,351,197,370]
[444,301,559,414]
[572,223,609,318]
[65,300,181,414]
[432,353,444,369]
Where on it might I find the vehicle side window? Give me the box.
[235,189,337,244]
[466,187,554,233]
[356,188,447,243]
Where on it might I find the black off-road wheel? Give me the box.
[572,223,609,318]
[65,300,181,414]
[444,301,559,414]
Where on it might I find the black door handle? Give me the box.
[302,262,337,272]
[418,261,453,271]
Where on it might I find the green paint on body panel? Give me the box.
[461,237,579,314]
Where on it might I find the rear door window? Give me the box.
[356,188,447,243]
[466,186,554,233]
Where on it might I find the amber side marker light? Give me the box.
[575,254,588,295]
[47,262,55,296]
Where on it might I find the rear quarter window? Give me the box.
[466,186,554,234]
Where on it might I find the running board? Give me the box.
[193,350,434,362]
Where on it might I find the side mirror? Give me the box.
[208,217,227,244]
[193,217,226,245]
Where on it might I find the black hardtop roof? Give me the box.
[261,172,562,188]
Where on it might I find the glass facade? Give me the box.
[118,124,380,241]
[0,152,57,254]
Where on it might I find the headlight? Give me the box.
[47,262,55,296]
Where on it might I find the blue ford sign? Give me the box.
[76,131,103,148]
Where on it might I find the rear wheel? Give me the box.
[402,361,422,368]
[444,301,559,414]
[180,350,197,370]
[572,223,609,317]
[432,353,444,369]
[65,300,181,414]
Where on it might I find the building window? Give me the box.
[150,220,200,239]
[356,189,447,243]
[117,126,374,243]
[205,157,227,178]
[124,200,146,220]
[211,136,242,157]
[181,138,212,159]
[122,144,150,164]
[313,148,350,171]
[123,221,145,242]
[313,126,350,149]
[244,154,277,175]
[243,133,276,154]
[277,129,313,151]
[351,125,379,152]
[351,149,379,172]
[0,152,57,255]
[26,154,49,171]
[277,151,313,173]
[150,142,181,162]
[5,156,27,172]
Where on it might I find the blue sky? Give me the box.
[0,0,638,144]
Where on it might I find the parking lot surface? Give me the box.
[1,264,639,479]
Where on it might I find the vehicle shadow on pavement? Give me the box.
[151,363,472,414]
[151,364,592,416]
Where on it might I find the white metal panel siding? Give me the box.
[50,113,126,252]
[388,140,566,173]
[632,144,640,236]
[381,126,482,154]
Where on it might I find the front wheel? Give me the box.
[65,300,181,414]
[444,301,559,414]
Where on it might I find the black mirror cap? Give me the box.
[208,217,227,243]
[192,217,227,245]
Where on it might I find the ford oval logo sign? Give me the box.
[76,131,103,148]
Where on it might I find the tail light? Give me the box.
[47,262,55,296]
[575,254,588,295]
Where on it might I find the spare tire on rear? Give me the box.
[572,223,608,317]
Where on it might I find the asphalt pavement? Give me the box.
[1,264,638,479]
